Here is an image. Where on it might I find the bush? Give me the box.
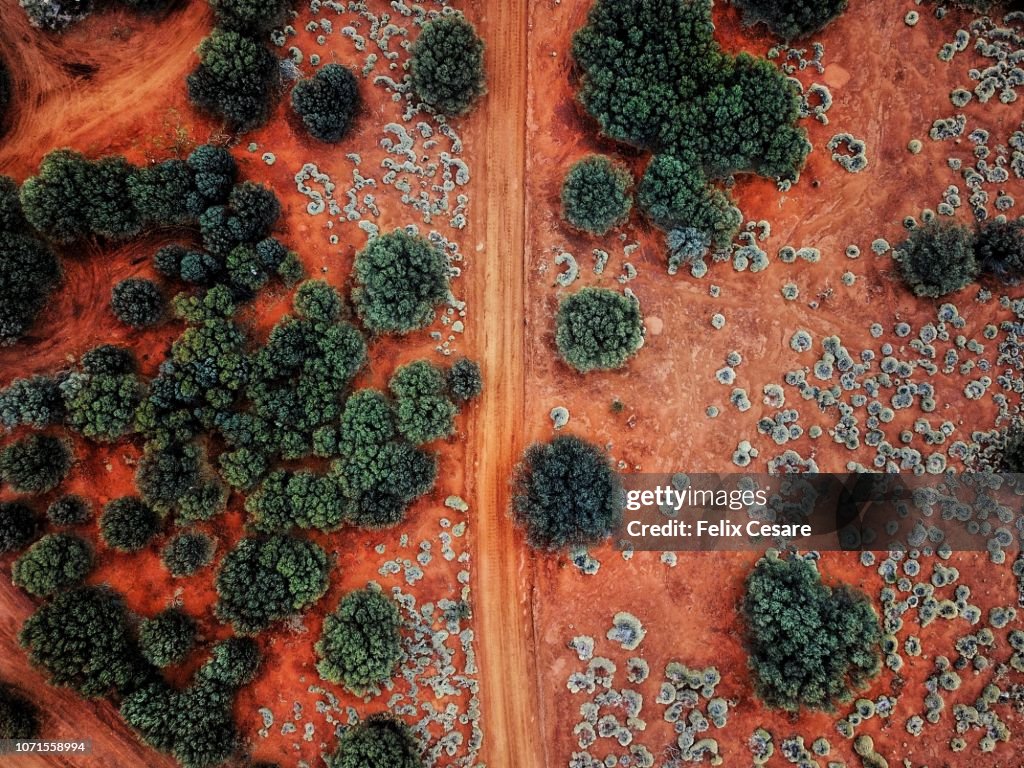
[197,636,261,688]
[326,715,423,768]
[896,220,978,298]
[390,360,458,445]
[186,144,237,210]
[561,156,633,236]
[100,497,161,552]
[82,344,136,375]
[0,434,72,494]
[0,502,37,554]
[140,608,197,668]
[209,0,289,33]
[0,375,65,428]
[60,370,142,441]
[352,229,450,334]
[47,495,93,526]
[512,435,623,549]
[162,532,215,577]
[447,357,483,402]
[0,233,61,345]
[186,30,279,132]
[12,533,94,597]
[555,287,644,373]
[19,585,149,698]
[976,218,1024,284]
[733,0,848,41]
[315,587,402,693]
[214,535,330,634]
[409,12,486,117]
[0,684,39,740]
[135,443,203,513]
[111,278,165,328]
[743,552,882,711]
[292,64,362,142]
[294,278,344,323]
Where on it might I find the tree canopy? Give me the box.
[12,533,94,597]
[209,0,289,33]
[561,155,633,236]
[47,495,93,526]
[99,496,161,552]
[555,287,644,373]
[389,360,458,445]
[292,64,362,142]
[0,374,65,428]
[162,532,216,577]
[512,435,623,549]
[315,587,403,694]
[186,29,279,132]
[410,12,486,117]
[0,434,72,494]
[0,684,40,740]
[326,715,423,768]
[733,0,848,42]
[111,278,165,328]
[0,502,38,554]
[0,232,61,345]
[447,357,483,403]
[60,368,142,442]
[896,220,978,298]
[742,552,882,711]
[976,218,1024,284]
[139,608,197,668]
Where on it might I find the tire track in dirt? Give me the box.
[467,0,542,766]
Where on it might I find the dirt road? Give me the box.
[467,1,543,766]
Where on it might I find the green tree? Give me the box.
[197,636,261,688]
[186,30,279,132]
[140,608,197,668]
[561,155,633,236]
[352,229,450,334]
[162,532,216,577]
[897,220,978,298]
[186,144,237,210]
[100,497,161,552]
[733,0,848,41]
[326,715,423,768]
[0,375,65,428]
[47,495,93,526]
[742,552,882,711]
[82,343,136,375]
[111,277,165,328]
[209,0,289,33]
[0,502,37,554]
[555,287,644,373]
[976,218,1024,284]
[245,469,347,533]
[333,443,437,529]
[129,159,200,226]
[60,370,142,441]
[0,233,61,345]
[447,357,483,403]
[315,587,402,694]
[0,434,72,494]
[512,435,623,549]
[19,585,150,698]
[410,12,486,117]
[292,64,362,142]
[389,360,458,445]
[0,684,40,740]
[338,389,396,455]
[214,535,330,634]
[0,176,27,233]
[12,533,94,597]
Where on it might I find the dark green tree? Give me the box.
[245,469,347,533]
[0,375,65,428]
[12,533,94,597]
[197,636,261,688]
[291,64,362,142]
[81,343,136,375]
[389,360,458,445]
[733,0,849,41]
[135,443,202,513]
[555,287,644,373]
[0,434,72,494]
[186,144,237,210]
[99,497,161,552]
[47,495,93,526]
[409,12,486,117]
[561,155,633,236]
[209,0,289,33]
[294,278,344,323]
[186,30,279,132]
[0,175,28,233]
[512,435,623,549]
[315,587,402,694]
[0,684,40,740]
[338,389,397,455]
[111,277,165,328]
[333,442,437,529]
[0,233,61,345]
[352,229,450,334]
[742,552,882,711]
[19,585,150,698]
[326,715,423,768]
[214,535,330,634]
[447,357,483,403]
[896,220,978,298]
[139,608,197,668]
[60,369,142,441]
[162,532,216,577]
[0,502,37,554]
[128,159,200,226]
[976,218,1024,284]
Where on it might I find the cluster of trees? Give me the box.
[512,435,623,549]
[315,587,403,694]
[60,345,144,442]
[561,156,633,236]
[0,434,72,494]
[0,176,60,345]
[742,552,882,711]
[326,715,423,768]
[555,287,644,373]
[352,229,451,334]
[292,64,362,142]
[571,0,808,253]
[897,217,1024,298]
[409,12,486,117]
[0,683,39,740]
[12,532,94,597]
[732,0,848,41]
[187,0,289,132]
[135,442,227,523]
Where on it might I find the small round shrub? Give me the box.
[0,434,72,494]
[315,587,402,694]
[161,532,215,577]
[198,636,261,688]
[12,533,94,597]
[897,221,977,298]
[409,12,486,117]
[555,287,644,373]
[139,608,197,668]
[561,155,632,235]
[111,278,165,328]
[291,64,362,142]
[0,502,37,554]
[0,684,40,740]
[976,218,1024,284]
[733,0,849,41]
[325,715,423,768]
[447,357,483,402]
[47,495,93,526]
[99,496,160,552]
[512,435,623,550]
